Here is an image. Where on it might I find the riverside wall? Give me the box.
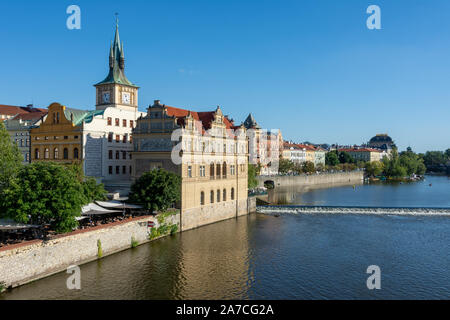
[257,171,364,189]
[0,198,256,290]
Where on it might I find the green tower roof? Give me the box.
[95,22,138,88]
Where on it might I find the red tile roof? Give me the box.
[0,105,30,116]
[339,148,381,153]
[11,111,47,122]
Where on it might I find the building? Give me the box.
[338,148,382,162]
[282,142,307,164]
[313,146,326,167]
[30,22,144,190]
[243,113,281,175]
[132,100,249,230]
[3,109,47,163]
[368,134,395,154]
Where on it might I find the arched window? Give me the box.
[63,148,68,159]
[20,139,23,147]
[223,189,227,201]
[216,164,221,178]
[74,148,79,159]
[223,162,227,178]
[35,148,39,159]
[200,191,205,206]
[54,148,59,159]
[217,189,220,202]
[210,190,214,204]
[210,163,215,179]
[44,148,49,159]
[231,188,235,200]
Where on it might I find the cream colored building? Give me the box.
[132,100,249,230]
[339,148,382,162]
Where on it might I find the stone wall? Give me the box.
[0,215,177,289]
[257,171,364,189]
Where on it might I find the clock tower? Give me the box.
[94,20,139,111]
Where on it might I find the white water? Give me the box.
[257,206,450,216]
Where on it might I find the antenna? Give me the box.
[115,13,119,26]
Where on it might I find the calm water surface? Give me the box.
[1,175,450,300]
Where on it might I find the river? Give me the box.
[1,175,450,299]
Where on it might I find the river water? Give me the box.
[1,175,450,300]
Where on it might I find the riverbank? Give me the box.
[0,197,256,291]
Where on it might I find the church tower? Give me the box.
[94,20,139,111]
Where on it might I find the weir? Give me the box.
[257,205,450,216]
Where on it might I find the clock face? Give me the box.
[122,92,131,104]
[102,92,110,103]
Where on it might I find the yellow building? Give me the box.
[30,103,86,164]
[339,148,382,162]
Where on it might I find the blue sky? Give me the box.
[1,0,449,152]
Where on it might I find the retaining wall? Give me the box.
[257,171,364,188]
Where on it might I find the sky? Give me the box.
[1,0,449,153]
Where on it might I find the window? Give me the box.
[222,162,227,178]
[20,139,23,147]
[129,135,133,144]
[122,166,126,174]
[123,135,127,143]
[74,148,79,159]
[109,150,113,159]
[107,117,112,126]
[44,148,49,159]
[54,148,59,159]
[123,119,127,127]
[123,151,126,159]
[35,148,39,159]
[109,166,113,174]
[63,148,68,159]
[115,118,120,126]
[129,153,132,160]
[130,120,134,128]
[231,188,235,200]
[116,135,120,143]
[108,133,113,142]
[210,191,214,204]
[129,166,132,174]
[223,189,227,201]
[74,136,79,139]
[210,163,215,179]
[188,166,192,178]
[26,153,30,162]
[200,192,205,205]
[116,166,120,174]
[116,151,120,159]
[217,190,220,202]
[45,136,48,140]
[216,164,221,179]
[200,165,205,177]
[230,165,235,175]
[64,136,68,140]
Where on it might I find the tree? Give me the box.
[302,161,315,173]
[365,161,384,177]
[128,169,181,213]
[0,122,22,193]
[278,158,294,174]
[3,162,86,233]
[339,151,355,164]
[248,164,259,189]
[82,177,108,203]
[325,151,339,166]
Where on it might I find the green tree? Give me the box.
[365,161,384,177]
[248,164,259,189]
[3,162,85,233]
[278,158,294,174]
[82,177,108,203]
[0,122,22,193]
[128,169,181,213]
[325,151,339,166]
[302,161,315,173]
[339,151,355,164]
